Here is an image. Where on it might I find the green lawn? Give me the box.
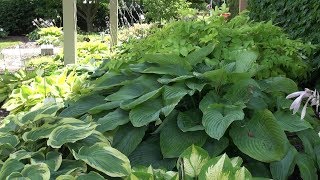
[0,40,22,49]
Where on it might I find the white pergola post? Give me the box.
[63,0,77,65]
[110,0,118,47]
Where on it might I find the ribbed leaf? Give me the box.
[187,44,215,65]
[177,145,210,178]
[200,69,228,88]
[232,50,259,73]
[72,143,131,177]
[202,137,229,157]
[22,124,56,142]
[230,110,289,162]
[142,64,190,76]
[202,104,245,140]
[177,110,204,132]
[96,108,130,132]
[47,123,96,148]
[274,111,312,132]
[143,54,192,71]
[88,101,121,114]
[0,133,19,147]
[270,146,297,180]
[120,88,163,110]
[158,75,194,84]
[20,105,62,125]
[105,83,146,101]
[21,163,50,180]
[112,123,147,156]
[296,153,318,180]
[0,159,25,179]
[162,85,191,116]
[59,94,106,117]
[260,77,298,93]
[129,99,163,127]
[90,73,134,91]
[160,112,207,158]
[297,129,320,160]
[199,91,220,112]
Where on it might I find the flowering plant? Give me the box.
[286,88,320,119]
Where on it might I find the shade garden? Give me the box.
[0,13,320,179]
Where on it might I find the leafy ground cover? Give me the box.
[0,14,319,179]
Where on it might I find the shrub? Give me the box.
[36,27,63,46]
[0,28,8,38]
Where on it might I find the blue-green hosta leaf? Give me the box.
[315,144,320,170]
[96,108,130,133]
[59,94,106,117]
[120,88,163,110]
[19,104,62,125]
[162,85,191,116]
[230,110,289,162]
[76,171,105,180]
[88,101,121,114]
[160,112,207,158]
[6,172,29,179]
[112,123,147,156]
[202,137,229,157]
[270,146,298,180]
[129,136,176,170]
[158,75,194,84]
[187,44,215,65]
[185,79,207,92]
[297,129,320,160]
[142,64,190,76]
[72,143,131,177]
[177,110,204,132]
[51,160,87,179]
[143,54,192,71]
[20,163,50,180]
[296,153,318,180]
[0,159,25,180]
[244,162,271,178]
[199,91,220,112]
[129,98,163,127]
[0,133,19,147]
[9,150,36,161]
[274,111,312,132]
[177,145,210,178]
[259,77,298,93]
[202,104,245,140]
[47,123,96,148]
[198,154,252,180]
[31,151,62,171]
[22,124,56,142]
[90,73,135,91]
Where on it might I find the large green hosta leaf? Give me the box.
[187,44,215,65]
[177,145,210,179]
[143,54,192,71]
[270,146,297,180]
[51,160,87,179]
[19,105,62,125]
[0,159,25,179]
[296,153,318,180]
[202,137,229,157]
[160,111,207,158]
[177,110,204,132]
[274,111,312,132]
[20,163,50,180]
[112,123,147,156]
[260,77,298,93]
[96,108,130,132]
[72,143,131,177]
[129,98,163,127]
[31,151,62,171]
[161,85,191,116]
[47,123,96,148]
[0,133,19,147]
[202,104,245,140]
[230,109,289,162]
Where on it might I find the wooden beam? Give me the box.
[239,0,248,13]
[110,0,118,47]
[63,0,77,65]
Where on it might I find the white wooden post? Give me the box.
[110,0,118,47]
[63,0,77,65]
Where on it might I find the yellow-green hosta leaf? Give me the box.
[47,123,96,148]
[177,145,210,178]
[72,143,131,177]
[230,110,289,162]
[0,159,25,179]
[20,163,50,180]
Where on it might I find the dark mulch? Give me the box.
[0,108,9,120]
[0,36,29,43]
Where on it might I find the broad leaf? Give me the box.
[72,143,131,177]
[177,110,204,132]
[0,159,25,180]
[202,104,245,140]
[202,137,229,157]
[260,77,298,93]
[187,44,215,65]
[270,146,297,180]
[21,163,50,180]
[0,133,19,147]
[274,111,312,132]
[88,101,121,114]
[96,108,130,132]
[296,153,318,180]
[112,123,147,156]
[230,110,289,162]
[31,151,62,171]
[76,171,105,180]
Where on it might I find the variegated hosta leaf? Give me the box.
[0,133,19,147]
[76,171,105,180]
[0,144,16,160]
[230,110,289,162]
[20,163,50,180]
[51,160,87,179]
[47,123,96,148]
[10,150,36,161]
[72,143,131,177]
[177,145,210,178]
[0,159,25,180]
[202,104,245,140]
[198,154,252,180]
[19,104,62,125]
[31,151,62,171]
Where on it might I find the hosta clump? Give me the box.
[57,47,318,179]
[111,14,314,81]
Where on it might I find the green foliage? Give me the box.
[143,0,191,22]
[0,28,8,38]
[113,14,314,81]
[248,0,320,67]
[36,27,63,46]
